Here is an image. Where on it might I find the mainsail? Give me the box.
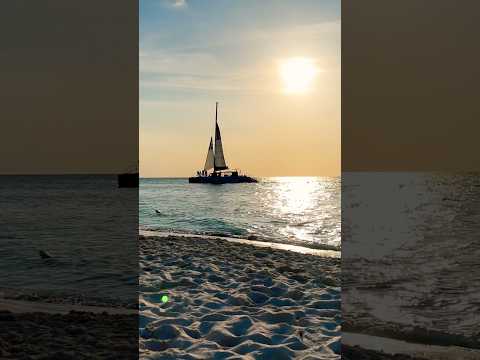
[213,102,228,170]
[204,137,214,171]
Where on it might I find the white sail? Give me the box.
[204,137,214,171]
[213,103,228,170]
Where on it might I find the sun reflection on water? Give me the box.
[271,177,319,215]
[264,177,338,245]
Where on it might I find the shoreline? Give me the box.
[0,287,137,359]
[343,332,480,360]
[0,286,136,310]
[343,317,480,351]
[139,229,340,258]
[0,290,138,358]
[0,298,136,315]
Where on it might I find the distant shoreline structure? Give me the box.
[188,102,257,184]
[117,172,139,188]
[118,163,139,188]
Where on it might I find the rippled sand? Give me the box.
[140,234,341,359]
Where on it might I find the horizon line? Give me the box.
[140,175,340,178]
[0,173,129,176]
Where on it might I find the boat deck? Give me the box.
[189,174,257,184]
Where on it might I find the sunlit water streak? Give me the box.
[140,177,340,250]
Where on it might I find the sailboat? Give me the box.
[189,102,258,184]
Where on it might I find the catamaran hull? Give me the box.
[189,175,257,184]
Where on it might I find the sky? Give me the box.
[0,1,138,174]
[140,0,341,177]
[342,0,480,171]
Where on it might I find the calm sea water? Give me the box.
[0,175,138,304]
[140,177,340,250]
[343,172,480,342]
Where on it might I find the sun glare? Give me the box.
[280,57,318,94]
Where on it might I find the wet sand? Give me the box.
[341,345,427,360]
[0,288,137,359]
[343,332,480,360]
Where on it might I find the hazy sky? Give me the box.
[0,1,137,174]
[343,0,480,171]
[140,0,340,177]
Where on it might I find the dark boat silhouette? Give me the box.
[189,102,257,184]
[118,172,139,188]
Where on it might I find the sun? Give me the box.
[279,57,319,94]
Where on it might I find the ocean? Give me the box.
[343,172,480,346]
[0,175,138,305]
[139,177,341,251]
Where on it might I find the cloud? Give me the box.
[139,16,339,94]
[140,48,278,94]
[165,0,187,9]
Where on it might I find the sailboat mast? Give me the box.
[213,101,228,171]
[214,102,217,170]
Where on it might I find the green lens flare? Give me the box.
[161,295,169,303]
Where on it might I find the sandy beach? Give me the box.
[0,310,138,359]
[139,233,340,359]
[0,288,137,359]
